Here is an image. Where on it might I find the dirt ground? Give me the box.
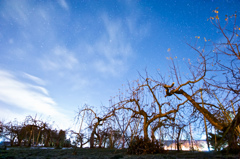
[0,147,240,159]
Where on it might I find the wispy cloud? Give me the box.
[23,73,46,86]
[83,14,134,76]
[0,69,61,117]
[1,0,29,26]
[58,0,69,10]
[1,0,52,28]
[124,1,150,37]
[40,46,78,71]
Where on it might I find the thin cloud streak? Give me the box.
[1,0,29,26]
[82,14,134,76]
[40,46,79,71]
[58,0,69,10]
[23,73,46,86]
[0,69,61,117]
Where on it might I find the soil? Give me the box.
[0,147,240,159]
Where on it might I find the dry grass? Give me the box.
[0,147,240,159]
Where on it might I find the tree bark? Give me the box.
[28,129,32,147]
[36,129,41,146]
[143,116,149,141]
[178,90,225,130]
[44,130,50,147]
[90,123,99,148]
[176,127,182,151]
[225,107,240,152]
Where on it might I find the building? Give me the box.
[163,140,209,151]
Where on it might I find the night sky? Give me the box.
[0,0,239,129]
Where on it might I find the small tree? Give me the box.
[76,105,116,148]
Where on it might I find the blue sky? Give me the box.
[0,0,239,129]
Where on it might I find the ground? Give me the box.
[0,147,240,159]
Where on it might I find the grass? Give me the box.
[0,147,240,159]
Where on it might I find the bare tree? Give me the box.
[3,120,18,146]
[161,10,240,152]
[76,106,117,148]
[114,77,180,142]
